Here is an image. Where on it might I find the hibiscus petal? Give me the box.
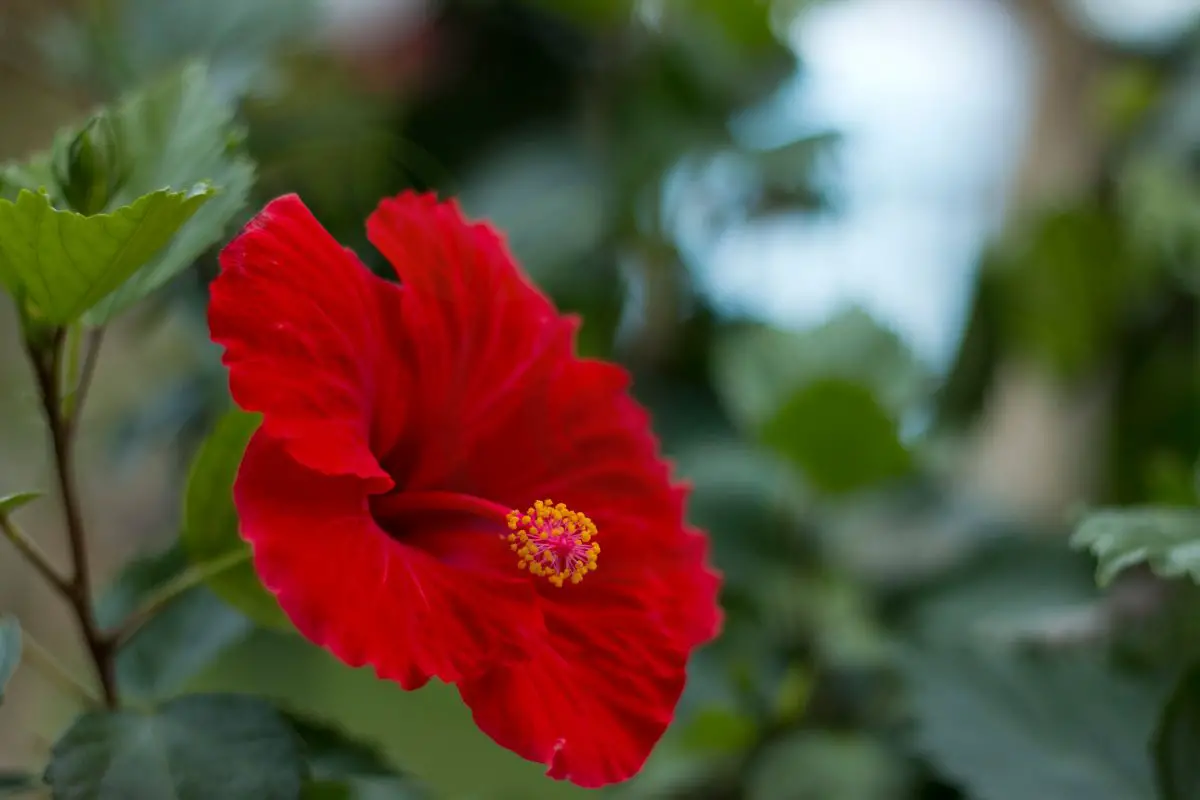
[457,579,692,788]
[235,432,541,688]
[210,194,397,488]
[365,192,570,489]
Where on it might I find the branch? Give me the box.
[0,514,70,595]
[27,329,119,709]
[110,549,250,646]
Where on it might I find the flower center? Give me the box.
[504,499,600,587]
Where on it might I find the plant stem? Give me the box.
[0,515,70,595]
[27,329,118,709]
[111,548,250,646]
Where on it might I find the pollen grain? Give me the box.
[504,499,599,587]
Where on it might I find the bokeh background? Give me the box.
[1,0,1198,797]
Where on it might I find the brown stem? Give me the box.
[27,329,119,709]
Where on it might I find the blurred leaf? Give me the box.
[96,543,252,701]
[1119,155,1200,274]
[40,0,318,100]
[1096,63,1161,137]
[457,131,608,293]
[763,378,912,495]
[0,158,58,204]
[1154,664,1200,800]
[191,632,586,799]
[713,307,929,432]
[746,731,909,800]
[678,708,757,754]
[0,187,212,325]
[0,616,20,704]
[0,492,41,515]
[45,694,305,800]
[0,773,36,795]
[303,781,352,800]
[85,63,256,322]
[1071,507,1200,586]
[903,643,1162,800]
[182,409,291,630]
[289,714,427,799]
[994,204,1154,377]
[899,536,1100,647]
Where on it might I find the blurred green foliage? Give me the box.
[0,0,1198,798]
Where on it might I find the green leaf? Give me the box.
[45,693,305,800]
[96,543,252,701]
[0,616,21,703]
[762,378,913,495]
[712,307,930,432]
[84,62,255,322]
[0,186,212,325]
[0,772,36,794]
[0,492,41,516]
[40,0,319,101]
[183,409,291,630]
[1071,507,1200,586]
[289,714,427,799]
[902,643,1162,800]
[746,731,909,800]
[1154,664,1200,800]
[678,708,757,754]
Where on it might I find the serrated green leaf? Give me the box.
[0,616,21,703]
[762,378,913,495]
[902,643,1162,800]
[45,693,305,800]
[182,409,291,630]
[0,186,212,325]
[84,62,255,322]
[0,492,41,516]
[95,543,252,701]
[1154,664,1200,800]
[1071,507,1200,586]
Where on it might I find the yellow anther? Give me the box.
[502,498,600,588]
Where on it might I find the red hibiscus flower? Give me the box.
[207,192,722,787]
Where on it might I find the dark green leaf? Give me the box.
[0,772,36,794]
[302,782,352,800]
[0,616,21,703]
[96,543,253,700]
[903,643,1162,800]
[300,778,422,800]
[45,693,305,800]
[288,714,426,799]
[0,186,212,325]
[182,409,291,629]
[763,378,913,495]
[84,63,256,322]
[1154,664,1200,800]
[0,492,40,516]
[1071,507,1200,586]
